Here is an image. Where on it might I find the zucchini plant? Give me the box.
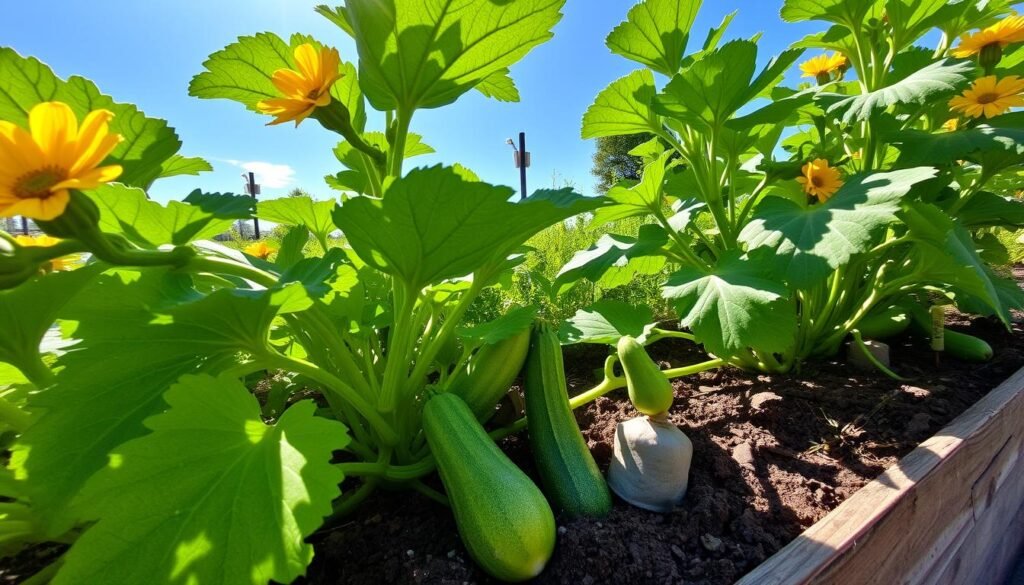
[0,2,614,582]
[559,0,1024,373]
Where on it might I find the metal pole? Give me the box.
[20,216,29,235]
[248,172,260,239]
[518,131,527,200]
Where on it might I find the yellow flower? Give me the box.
[942,118,960,132]
[257,44,344,127]
[951,15,1024,58]
[948,75,1024,118]
[797,159,843,203]
[0,102,122,221]
[15,234,69,270]
[799,52,847,78]
[244,241,276,260]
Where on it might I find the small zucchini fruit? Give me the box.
[423,392,555,582]
[447,328,531,422]
[857,305,911,340]
[616,335,674,416]
[524,324,611,518]
[904,301,993,362]
[943,329,994,362]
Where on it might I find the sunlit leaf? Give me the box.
[739,167,938,287]
[336,0,564,111]
[560,300,656,345]
[605,0,703,76]
[53,374,348,585]
[581,69,662,139]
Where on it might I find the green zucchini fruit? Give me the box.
[942,329,994,361]
[423,392,555,582]
[617,335,674,416]
[524,324,611,518]
[904,301,994,362]
[447,329,531,422]
[857,305,911,340]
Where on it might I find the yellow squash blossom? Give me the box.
[257,44,344,127]
[244,241,276,260]
[797,159,843,203]
[15,234,69,270]
[942,118,960,132]
[0,102,122,221]
[949,75,1024,118]
[951,14,1024,58]
[799,52,847,78]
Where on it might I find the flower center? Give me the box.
[14,166,67,199]
[811,175,824,188]
[975,92,1000,104]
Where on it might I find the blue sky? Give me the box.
[5,1,828,203]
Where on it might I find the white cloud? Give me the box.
[223,160,296,189]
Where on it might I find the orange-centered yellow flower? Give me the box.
[948,75,1024,118]
[0,102,122,221]
[797,159,843,203]
[15,234,69,270]
[244,241,276,260]
[257,44,344,127]
[799,53,847,78]
[951,15,1024,58]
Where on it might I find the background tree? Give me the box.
[590,133,652,193]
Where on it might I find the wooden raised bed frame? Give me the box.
[737,365,1024,585]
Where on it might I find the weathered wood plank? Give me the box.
[736,365,1024,585]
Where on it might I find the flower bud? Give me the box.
[980,42,1002,74]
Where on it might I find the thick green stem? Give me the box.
[266,353,399,446]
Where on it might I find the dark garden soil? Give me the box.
[3,301,1024,585]
[303,308,1024,585]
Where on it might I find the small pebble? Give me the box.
[406,549,414,558]
[557,526,567,535]
[731,442,755,469]
[701,534,723,552]
[447,550,456,559]
[906,412,932,436]
[750,392,782,410]
[671,544,685,559]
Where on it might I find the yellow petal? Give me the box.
[29,102,78,169]
[292,44,321,83]
[0,120,45,171]
[53,164,122,191]
[3,189,70,220]
[271,68,310,97]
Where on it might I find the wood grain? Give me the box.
[737,365,1024,585]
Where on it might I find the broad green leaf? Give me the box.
[53,374,348,585]
[598,254,668,290]
[11,270,311,534]
[555,225,668,292]
[560,300,656,345]
[0,48,181,188]
[663,251,796,357]
[938,0,1013,39]
[333,166,602,290]
[821,59,972,123]
[958,192,1024,229]
[581,69,662,139]
[892,125,1024,170]
[87,184,254,248]
[258,196,338,247]
[780,0,882,26]
[190,33,364,129]
[276,225,311,269]
[902,201,1018,322]
[591,151,671,225]
[339,0,564,110]
[0,265,103,381]
[474,69,521,102]
[739,167,938,287]
[605,0,703,76]
[654,41,803,130]
[328,132,432,195]
[886,0,954,51]
[459,306,538,345]
[157,155,213,181]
